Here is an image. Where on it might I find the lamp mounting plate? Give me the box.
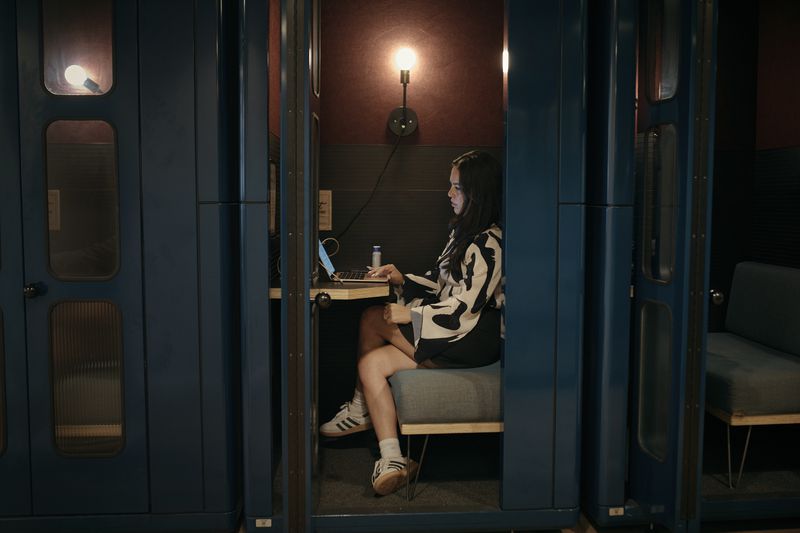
[387,107,418,136]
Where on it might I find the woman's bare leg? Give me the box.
[357,343,416,441]
[354,305,415,392]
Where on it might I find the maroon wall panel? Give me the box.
[269,0,281,137]
[756,0,800,150]
[320,0,504,146]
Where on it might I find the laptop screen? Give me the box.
[318,240,337,278]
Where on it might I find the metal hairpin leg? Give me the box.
[736,425,753,488]
[726,423,754,489]
[726,424,733,489]
[406,435,411,501]
[405,434,430,501]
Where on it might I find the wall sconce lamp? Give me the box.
[64,64,101,93]
[387,48,418,136]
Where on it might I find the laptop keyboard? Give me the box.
[335,270,370,280]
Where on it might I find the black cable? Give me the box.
[335,132,402,241]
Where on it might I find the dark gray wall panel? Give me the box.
[319,145,502,276]
[750,148,800,268]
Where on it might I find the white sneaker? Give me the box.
[371,456,419,496]
[320,402,372,437]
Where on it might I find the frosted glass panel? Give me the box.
[646,0,680,101]
[46,120,119,280]
[51,301,123,455]
[638,302,672,461]
[42,0,113,95]
[640,124,677,283]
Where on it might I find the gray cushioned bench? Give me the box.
[705,261,800,487]
[389,361,503,498]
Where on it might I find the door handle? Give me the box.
[23,282,47,299]
[710,289,725,305]
[314,292,332,310]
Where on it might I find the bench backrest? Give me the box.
[726,261,800,357]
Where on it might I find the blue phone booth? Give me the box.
[240,0,587,531]
[0,1,240,530]
[581,0,717,531]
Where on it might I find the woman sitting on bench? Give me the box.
[320,150,504,496]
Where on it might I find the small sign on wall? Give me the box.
[48,189,61,231]
[268,162,278,234]
[318,189,332,231]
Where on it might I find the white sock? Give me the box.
[350,388,367,415]
[378,438,402,459]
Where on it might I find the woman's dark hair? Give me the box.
[442,150,502,278]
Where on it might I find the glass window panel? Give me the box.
[51,301,123,455]
[638,301,672,461]
[311,0,320,97]
[46,120,120,280]
[640,124,677,283]
[646,0,679,101]
[42,0,113,95]
[0,311,5,456]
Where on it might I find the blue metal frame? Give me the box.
[298,1,586,530]
[139,0,207,510]
[504,0,585,513]
[238,0,275,529]
[0,0,31,517]
[581,0,638,525]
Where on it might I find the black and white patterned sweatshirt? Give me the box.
[396,224,504,362]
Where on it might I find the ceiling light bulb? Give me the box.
[64,64,88,86]
[502,49,509,74]
[395,48,416,71]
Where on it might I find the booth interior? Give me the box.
[269,0,504,514]
[266,0,508,515]
[703,0,800,509]
[310,0,505,514]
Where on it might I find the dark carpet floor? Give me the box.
[313,431,502,515]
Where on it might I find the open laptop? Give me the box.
[318,240,388,283]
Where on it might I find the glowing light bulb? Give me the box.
[64,64,88,86]
[395,48,416,71]
[502,49,509,74]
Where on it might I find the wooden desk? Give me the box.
[269,281,389,300]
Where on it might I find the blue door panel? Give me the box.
[139,0,204,512]
[197,0,236,204]
[559,0,588,205]
[586,0,637,207]
[0,0,31,515]
[503,0,560,510]
[16,0,149,514]
[198,204,238,512]
[627,0,712,529]
[554,204,585,509]
[582,205,634,511]
[240,0,270,204]
[239,0,274,522]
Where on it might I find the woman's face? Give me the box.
[448,167,465,215]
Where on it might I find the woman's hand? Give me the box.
[368,263,404,286]
[383,303,411,324]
